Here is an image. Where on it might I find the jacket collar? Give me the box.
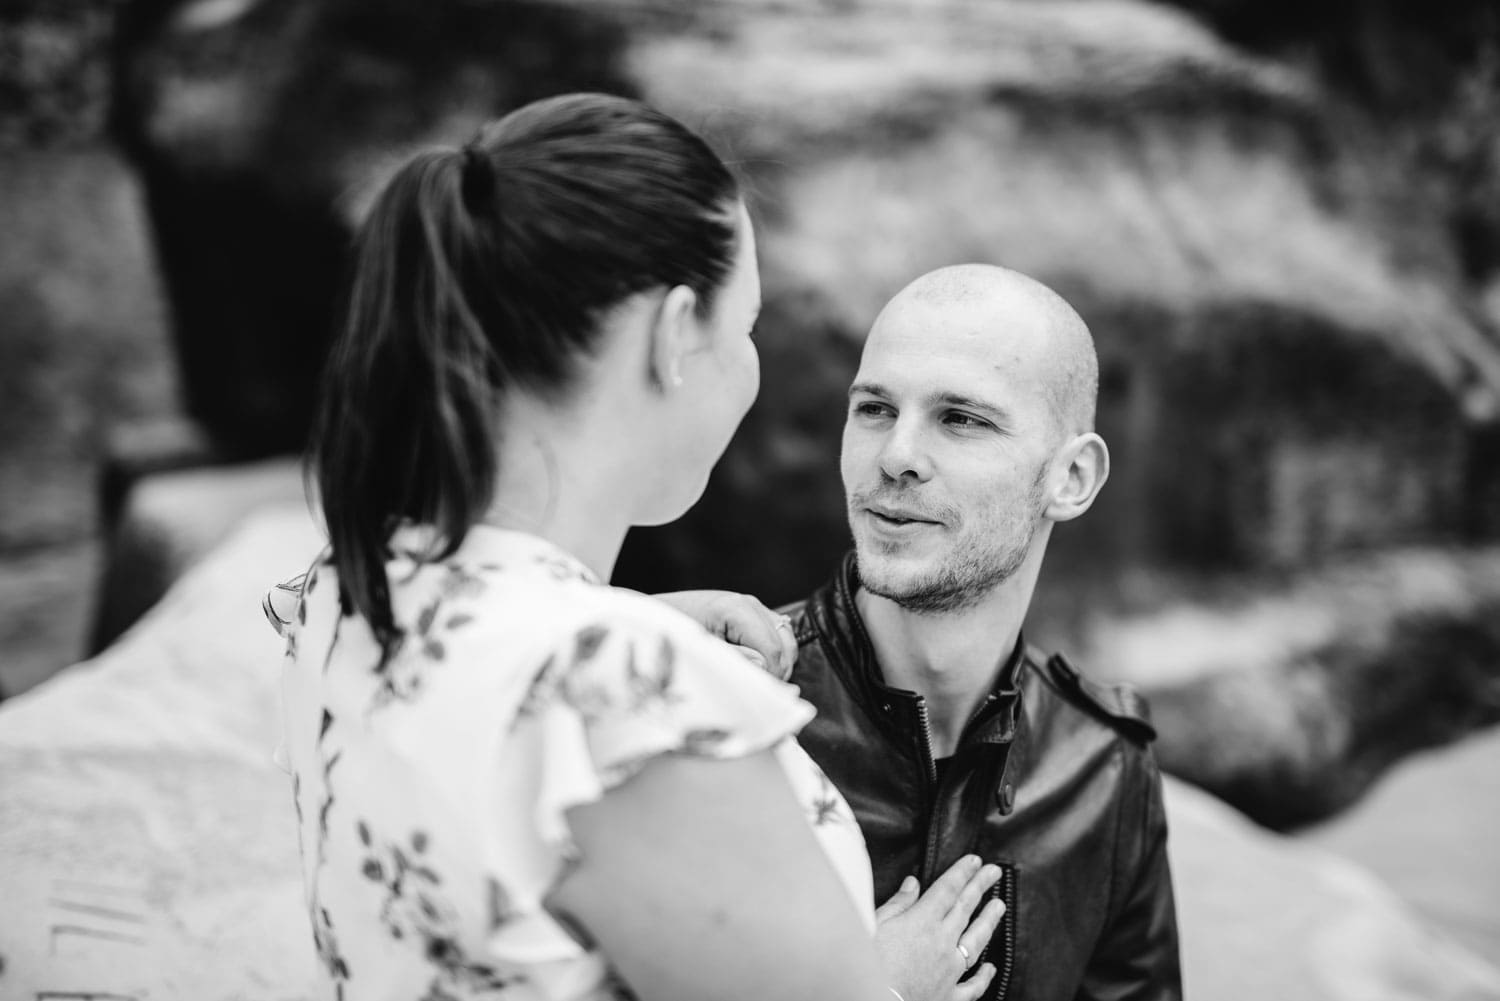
[811,552,1024,747]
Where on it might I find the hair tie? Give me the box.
[459,144,495,214]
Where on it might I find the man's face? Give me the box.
[841,295,1061,614]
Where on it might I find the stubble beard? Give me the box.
[852,470,1047,616]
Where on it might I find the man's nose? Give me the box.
[877,418,934,482]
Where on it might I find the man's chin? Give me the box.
[853,547,932,597]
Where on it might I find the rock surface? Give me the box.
[0,505,322,998]
[1,505,1497,1000]
[112,0,638,456]
[1301,724,1500,972]
[1054,546,1500,827]
[0,146,173,552]
[89,454,303,651]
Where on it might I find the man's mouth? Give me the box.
[866,505,940,527]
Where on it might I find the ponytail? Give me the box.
[310,150,498,656]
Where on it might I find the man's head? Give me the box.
[841,264,1109,615]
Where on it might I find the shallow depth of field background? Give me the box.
[2,0,1499,995]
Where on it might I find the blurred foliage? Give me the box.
[0,0,119,148]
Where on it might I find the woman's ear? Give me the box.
[1043,432,1110,523]
[649,285,699,392]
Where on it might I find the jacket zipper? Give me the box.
[908,687,1017,997]
[915,698,937,785]
[914,697,945,883]
[973,864,1017,1001]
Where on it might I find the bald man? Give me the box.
[784,265,1181,1001]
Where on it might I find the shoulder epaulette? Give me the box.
[1042,652,1157,745]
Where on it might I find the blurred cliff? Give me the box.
[3,0,1500,829]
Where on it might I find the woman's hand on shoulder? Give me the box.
[652,590,797,680]
[875,857,1006,1001]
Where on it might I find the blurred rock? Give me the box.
[97,414,220,528]
[1068,546,1500,828]
[89,455,303,651]
[0,147,174,551]
[111,0,638,457]
[1166,776,1500,1001]
[1154,0,1500,382]
[0,2,178,687]
[0,538,100,699]
[0,504,324,999]
[2,505,1497,1000]
[1301,723,1500,971]
[0,0,116,148]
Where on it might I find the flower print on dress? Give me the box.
[307,732,351,991]
[530,551,599,585]
[312,902,352,991]
[520,624,612,721]
[624,635,683,715]
[437,561,489,603]
[809,768,849,828]
[371,579,484,710]
[547,627,686,725]
[517,651,566,720]
[357,820,516,998]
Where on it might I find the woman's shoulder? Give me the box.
[511,582,750,697]
[564,583,725,647]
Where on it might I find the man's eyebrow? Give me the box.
[934,392,1009,421]
[848,381,888,399]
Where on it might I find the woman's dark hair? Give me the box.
[309,93,741,656]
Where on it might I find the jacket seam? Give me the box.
[1103,741,1127,928]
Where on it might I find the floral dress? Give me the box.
[265,525,874,1001]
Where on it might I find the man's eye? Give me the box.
[944,411,989,429]
[853,401,893,418]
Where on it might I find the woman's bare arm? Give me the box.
[547,748,890,1001]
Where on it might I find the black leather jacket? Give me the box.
[784,555,1182,1001]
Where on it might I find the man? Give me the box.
[784,264,1182,1001]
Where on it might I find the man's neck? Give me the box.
[855,566,1037,759]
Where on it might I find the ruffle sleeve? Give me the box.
[482,607,817,968]
[528,615,815,846]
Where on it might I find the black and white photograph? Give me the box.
[1,1,1498,999]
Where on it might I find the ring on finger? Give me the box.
[957,943,971,965]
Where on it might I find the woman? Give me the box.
[266,93,1002,1001]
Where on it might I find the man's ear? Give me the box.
[649,284,699,392]
[1044,432,1109,523]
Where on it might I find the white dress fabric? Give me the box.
[267,525,874,1001]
